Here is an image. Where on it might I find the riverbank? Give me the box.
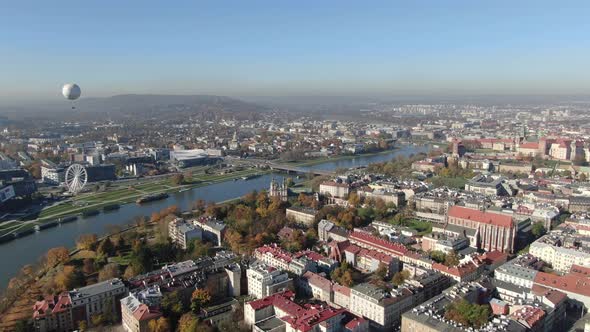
[0,168,270,239]
[286,148,401,168]
[0,144,432,293]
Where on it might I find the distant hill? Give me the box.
[79,94,256,110]
[0,94,268,122]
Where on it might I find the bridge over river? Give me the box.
[267,163,336,176]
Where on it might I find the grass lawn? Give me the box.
[407,219,433,235]
[0,221,18,230]
[427,176,468,189]
[109,251,133,265]
[23,168,270,227]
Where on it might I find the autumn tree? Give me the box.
[373,263,388,281]
[124,264,140,279]
[82,258,96,275]
[331,261,355,287]
[190,289,211,314]
[348,192,360,207]
[46,247,70,267]
[392,270,410,286]
[171,173,185,186]
[177,313,199,332]
[98,263,120,281]
[55,266,85,291]
[444,251,460,267]
[148,317,171,332]
[76,234,98,251]
[97,237,115,257]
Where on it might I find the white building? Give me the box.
[168,218,202,249]
[495,261,539,288]
[69,278,128,324]
[193,217,226,246]
[41,162,65,185]
[246,263,292,299]
[530,239,590,272]
[319,181,350,198]
[121,286,162,332]
[350,283,415,331]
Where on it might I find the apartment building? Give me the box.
[350,283,416,331]
[246,263,292,299]
[121,286,162,332]
[168,218,202,249]
[319,181,350,198]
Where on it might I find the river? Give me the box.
[0,144,430,289]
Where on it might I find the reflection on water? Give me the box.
[0,144,429,289]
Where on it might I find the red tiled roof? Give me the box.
[32,293,72,318]
[333,284,351,296]
[282,306,345,332]
[519,142,539,149]
[343,243,361,255]
[534,271,590,297]
[345,317,367,329]
[52,293,72,314]
[510,306,545,327]
[133,303,162,321]
[357,248,393,264]
[531,284,567,306]
[479,250,508,265]
[570,264,590,277]
[432,262,479,278]
[295,250,325,262]
[448,206,513,228]
[247,290,296,310]
[303,271,333,292]
[349,231,408,257]
[247,291,344,332]
[255,244,293,263]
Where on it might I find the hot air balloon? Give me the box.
[62,83,81,109]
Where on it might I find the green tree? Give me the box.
[445,300,490,328]
[161,291,186,323]
[430,250,446,264]
[532,222,547,239]
[97,237,115,257]
[13,320,33,332]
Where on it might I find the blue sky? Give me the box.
[2,0,590,100]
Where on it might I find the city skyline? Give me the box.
[2,0,590,101]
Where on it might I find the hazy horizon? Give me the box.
[3,1,590,101]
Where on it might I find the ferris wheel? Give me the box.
[65,164,88,194]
